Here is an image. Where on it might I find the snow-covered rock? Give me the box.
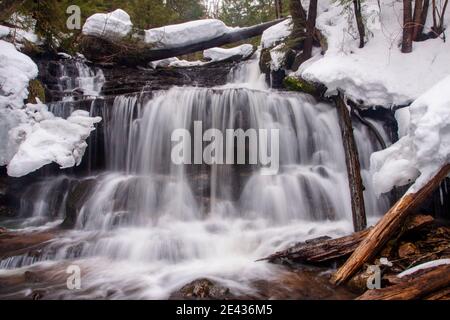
[82,9,133,40]
[0,39,101,176]
[295,0,450,107]
[145,19,231,49]
[204,44,254,62]
[7,105,101,177]
[148,57,205,69]
[261,18,292,49]
[371,76,450,195]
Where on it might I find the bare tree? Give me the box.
[301,0,318,61]
[432,0,449,37]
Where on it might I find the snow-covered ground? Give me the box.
[82,9,133,40]
[294,0,450,108]
[0,40,101,177]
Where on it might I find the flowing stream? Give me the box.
[0,55,390,299]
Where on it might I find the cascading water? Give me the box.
[0,54,390,299]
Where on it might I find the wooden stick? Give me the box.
[332,165,450,285]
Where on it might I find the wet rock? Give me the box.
[61,178,97,229]
[24,271,41,283]
[176,278,232,300]
[30,289,46,300]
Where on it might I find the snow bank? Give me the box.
[261,18,292,49]
[397,259,450,278]
[0,40,101,176]
[371,76,450,195]
[204,44,254,62]
[297,0,450,107]
[82,9,133,40]
[145,19,231,48]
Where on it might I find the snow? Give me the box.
[82,9,133,40]
[0,25,10,38]
[7,105,101,177]
[145,19,231,48]
[149,57,205,69]
[0,40,38,110]
[261,18,292,49]
[371,76,450,195]
[296,0,450,107]
[397,259,450,278]
[269,44,286,71]
[204,44,254,62]
[0,39,101,176]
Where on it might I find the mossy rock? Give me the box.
[283,76,318,95]
[27,79,46,104]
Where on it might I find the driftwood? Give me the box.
[332,165,450,285]
[357,264,450,300]
[81,18,286,65]
[335,93,367,232]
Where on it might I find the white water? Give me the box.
[0,54,390,299]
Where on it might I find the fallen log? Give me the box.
[335,92,367,232]
[259,214,433,265]
[332,165,450,285]
[81,18,287,65]
[259,229,371,265]
[357,264,450,300]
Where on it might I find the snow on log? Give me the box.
[82,9,133,40]
[144,19,232,48]
[80,18,286,65]
[204,44,254,62]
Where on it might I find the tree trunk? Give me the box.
[81,18,286,65]
[331,165,450,285]
[275,0,283,19]
[412,0,424,40]
[416,0,430,40]
[353,0,366,48]
[357,264,450,300]
[301,0,318,62]
[289,0,307,50]
[402,0,414,53]
[335,93,367,232]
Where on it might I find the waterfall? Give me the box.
[0,57,390,299]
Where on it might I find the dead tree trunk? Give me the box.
[402,0,414,53]
[353,0,366,48]
[301,0,318,62]
[332,165,450,285]
[335,93,367,232]
[357,264,450,300]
